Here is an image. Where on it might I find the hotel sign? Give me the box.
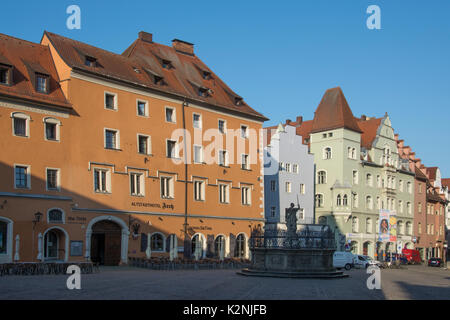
[131,202,175,210]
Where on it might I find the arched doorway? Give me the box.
[43,227,69,261]
[235,233,247,259]
[214,235,226,260]
[191,233,206,260]
[90,220,122,266]
[0,217,13,263]
[363,241,372,257]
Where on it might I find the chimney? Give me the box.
[296,116,303,125]
[361,115,367,121]
[172,39,194,55]
[285,119,292,125]
[139,31,153,43]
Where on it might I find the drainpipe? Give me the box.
[181,97,190,258]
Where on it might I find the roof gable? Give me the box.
[311,87,362,134]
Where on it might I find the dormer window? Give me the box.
[154,75,164,85]
[36,73,49,94]
[202,71,211,80]
[162,59,173,69]
[0,64,12,85]
[84,56,97,67]
[235,97,243,106]
[198,87,209,97]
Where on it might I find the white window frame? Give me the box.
[352,170,359,185]
[240,125,248,139]
[323,147,332,160]
[104,128,120,150]
[11,112,30,138]
[130,172,145,197]
[192,113,202,129]
[193,179,205,201]
[47,208,65,224]
[292,164,299,174]
[150,232,166,252]
[136,99,149,117]
[219,183,230,204]
[104,91,118,111]
[241,154,250,170]
[45,167,61,191]
[166,139,178,159]
[137,134,152,155]
[165,106,176,123]
[300,184,305,194]
[285,182,292,193]
[218,149,229,167]
[317,170,327,184]
[241,186,251,205]
[160,176,174,199]
[43,117,61,142]
[218,119,227,134]
[193,145,204,164]
[93,168,111,194]
[14,164,31,189]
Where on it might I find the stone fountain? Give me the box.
[238,203,348,278]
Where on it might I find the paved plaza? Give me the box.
[0,265,448,300]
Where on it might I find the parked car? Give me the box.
[428,257,443,267]
[362,255,383,268]
[333,251,354,270]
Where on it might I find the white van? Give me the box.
[333,251,354,270]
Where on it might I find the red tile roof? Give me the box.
[44,31,267,122]
[311,87,362,134]
[415,167,428,182]
[357,117,382,149]
[441,178,450,188]
[426,167,438,181]
[0,33,70,109]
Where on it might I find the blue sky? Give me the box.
[2,0,449,177]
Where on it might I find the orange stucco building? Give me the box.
[0,31,268,265]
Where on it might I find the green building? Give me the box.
[295,87,415,259]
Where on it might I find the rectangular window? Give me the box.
[138,135,150,155]
[292,164,298,173]
[270,207,276,217]
[0,66,10,85]
[194,180,205,201]
[241,154,249,170]
[167,140,177,158]
[300,184,305,194]
[298,208,305,220]
[165,107,175,123]
[137,100,148,117]
[193,114,202,129]
[105,129,118,149]
[193,145,203,163]
[241,125,248,138]
[46,169,59,191]
[94,169,108,193]
[218,120,226,134]
[15,165,29,189]
[241,187,251,205]
[219,184,229,204]
[130,173,144,196]
[105,93,116,110]
[270,180,276,191]
[85,56,96,67]
[13,118,26,136]
[285,163,291,173]
[352,171,358,185]
[161,177,174,199]
[36,74,48,93]
[218,150,228,166]
[285,182,291,193]
[45,122,57,140]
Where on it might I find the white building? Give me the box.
[264,124,315,229]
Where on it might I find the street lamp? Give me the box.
[33,211,43,229]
